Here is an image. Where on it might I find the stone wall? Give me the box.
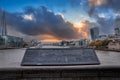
[0,68,120,80]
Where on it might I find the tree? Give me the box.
[89,40,112,48]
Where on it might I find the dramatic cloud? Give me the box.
[98,13,106,18]
[88,0,120,16]
[1,0,119,41]
[0,6,99,41]
[74,20,96,39]
[87,0,120,34]
[89,0,107,6]
[4,6,79,40]
[22,14,35,21]
[70,0,80,7]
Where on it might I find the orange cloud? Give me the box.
[41,39,61,42]
[73,22,88,38]
[40,34,61,42]
[38,21,95,42]
[73,21,94,39]
[89,0,107,6]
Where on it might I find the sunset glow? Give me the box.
[89,0,107,6]
[74,22,86,28]
[74,22,89,39]
[0,0,119,41]
[41,39,61,42]
[40,35,61,42]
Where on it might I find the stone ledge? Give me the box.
[0,68,120,79]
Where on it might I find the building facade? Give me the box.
[0,10,24,48]
[74,39,90,47]
[0,35,23,48]
[115,27,120,36]
[108,41,120,50]
[90,27,99,41]
[114,18,120,36]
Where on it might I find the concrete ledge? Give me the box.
[0,49,120,80]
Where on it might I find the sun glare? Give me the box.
[74,22,86,28]
[40,35,61,42]
[41,39,61,42]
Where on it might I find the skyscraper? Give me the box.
[1,10,7,36]
[90,27,99,41]
[115,27,120,36]
[115,18,120,36]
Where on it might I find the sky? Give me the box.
[0,0,94,23]
[0,0,120,42]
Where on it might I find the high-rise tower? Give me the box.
[1,11,7,36]
[115,18,120,36]
[90,27,99,41]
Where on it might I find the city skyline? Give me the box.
[0,0,120,42]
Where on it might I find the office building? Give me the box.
[90,27,99,41]
[0,10,24,48]
[115,27,120,36]
[114,18,120,36]
[1,11,7,36]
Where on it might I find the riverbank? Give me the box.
[0,47,25,50]
[96,48,120,52]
